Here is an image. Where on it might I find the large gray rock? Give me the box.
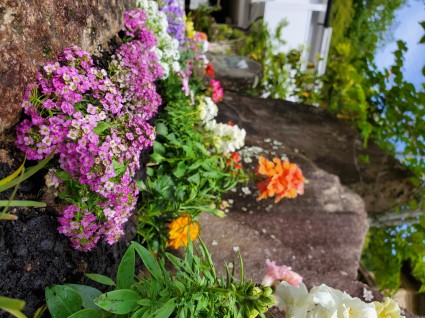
[196,92,420,317]
[216,92,414,213]
[0,0,135,133]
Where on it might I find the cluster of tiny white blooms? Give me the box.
[205,119,246,153]
[136,0,180,78]
[198,97,218,124]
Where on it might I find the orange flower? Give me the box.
[166,213,200,249]
[256,156,305,203]
[227,151,242,170]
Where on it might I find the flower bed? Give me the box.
[0,1,407,317]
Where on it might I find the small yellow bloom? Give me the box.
[167,213,200,249]
[374,297,403,318]
[186,20,195,39]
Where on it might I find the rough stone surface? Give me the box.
[0,0,135,133]
[195,92,422,317]
[207,53,263,93]
[216,92,414,213]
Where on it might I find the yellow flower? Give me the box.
[185,20,195,39]
[374,298,403,318]
[167,213,200,249]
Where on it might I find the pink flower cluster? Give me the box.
[122,9,158,48]
[209,79,224,103]
[110,39,163,120]
[16,46,156,251]
[178,32,210,96]
[262,259,303,288]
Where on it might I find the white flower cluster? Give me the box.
[136,0,180,78]
[205,119,246,153]
[198,97,218,124]
[274,282,404,318]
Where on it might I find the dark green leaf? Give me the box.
[45,285,82,318]
[117,245,135,289]
[95,289,140,314]
[84,274,115,286]
[131,242,163,281]
[148,298,176,318]
[68,308,101,318]
[173,161,187,178]
[65,284,102,311]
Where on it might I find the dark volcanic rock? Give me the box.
[0,0,136,133]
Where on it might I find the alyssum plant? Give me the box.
[44,240,276,318]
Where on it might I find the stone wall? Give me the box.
[0,0,135,133]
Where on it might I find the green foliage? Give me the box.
[324,0,425,294]
[0,150,53,220]
[136,74,247,252]
[187,5,221,38]
[45,241,276,318]
[362,214,425,294]
[0,296,27,318]
[233,18,322,102]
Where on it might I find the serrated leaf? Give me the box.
[84,274,115,286]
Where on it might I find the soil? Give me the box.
[0,131,138,316]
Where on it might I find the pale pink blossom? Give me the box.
[262,259,303,287]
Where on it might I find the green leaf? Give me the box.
[131,242,163,281]
[84,273,115,286]
[45,285,82,318]
[148,298,176,318]
[117,245,135,289]
[0,296,26,311]
[187,160,203,170]
[95,289,140,314]
[0,200,46,207]
[112,160,126,176]
[173,161,187,178]
[93,121,111,135]
[0,147,56,192]
[56,171,70,181]
[156,123,168,136]
[0,157,25,187]
[150,153,165,163]
[65,284,102,311]
[68,308,101,318]
[153,141,166,155]
[188,173,200,185]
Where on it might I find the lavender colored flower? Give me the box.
[157,0,186,44]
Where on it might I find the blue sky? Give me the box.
[375,0,425,88]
